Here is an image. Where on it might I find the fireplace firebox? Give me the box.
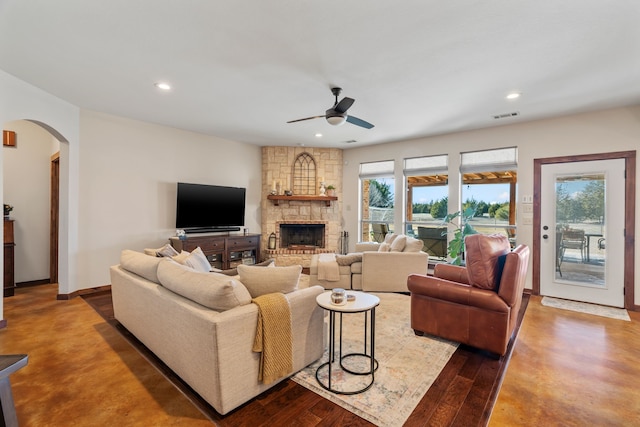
[279,224,325,249]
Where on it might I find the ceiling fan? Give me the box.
[287,87,374,129]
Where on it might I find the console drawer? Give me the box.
[227,236,259,250]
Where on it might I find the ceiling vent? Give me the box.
[343,139,358,144]
[492,111,520,120]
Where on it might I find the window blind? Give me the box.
[460,147,517,173]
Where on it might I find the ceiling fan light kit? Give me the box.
[326,114,347,126]
[287,87,374,129]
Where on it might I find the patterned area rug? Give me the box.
[541,296,630,321]
[291,293,458,427]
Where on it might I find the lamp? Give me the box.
[268,232,277,250]
[326,113,347,126]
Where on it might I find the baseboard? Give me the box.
[57,285,111,300]
[16,279,51,288]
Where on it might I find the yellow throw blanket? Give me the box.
[252,293,293,384]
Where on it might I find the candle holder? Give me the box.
[319,181,326,196]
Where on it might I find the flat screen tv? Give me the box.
[176,182,246,233]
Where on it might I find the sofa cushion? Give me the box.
[336,253,362,266]
[351,261,362,274]
[237,264,301,298]
[183,247,212,272]
[403,236,424,252]
[390,235,407,252]
[157,259,252,311]
[120,250,163,283]
[465,234,511,291]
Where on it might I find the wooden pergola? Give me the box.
[406,170,517,226]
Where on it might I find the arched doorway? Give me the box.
[3,119,67,296]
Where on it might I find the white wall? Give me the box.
[343,106,640,304]
[76,110,262,288]
[3,120,58,283]
[1,70,262,325]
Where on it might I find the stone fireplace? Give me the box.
[261,146,343,267]
[279,222,326,249]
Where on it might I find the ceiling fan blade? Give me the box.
[287,115,326,124]
[334,97,355,114]
[346,115,374,129]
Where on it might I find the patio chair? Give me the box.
[371,223,389,243]
[417,226,447,259]
[560,228,587,263]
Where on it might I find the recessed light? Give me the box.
[315,133,323,138]
[155,82,171,91]
[506,92,521,100]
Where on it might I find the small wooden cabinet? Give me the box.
[4,219,15,297]
[170,234,260,270]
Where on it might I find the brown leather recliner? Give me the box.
[407,234,530,356]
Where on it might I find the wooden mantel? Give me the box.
[267,194,337,207]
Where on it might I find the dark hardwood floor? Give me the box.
[82,290,529,426]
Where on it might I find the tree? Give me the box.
[430,197,448,219]
[462,197,478,214]
[578,179,605,222]
[555,183,571,222]
[369,179,393,208]
[495,204,510,220]
[475,201,489,217]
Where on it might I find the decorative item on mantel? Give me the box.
[319,177,326,196]
[4,203,13,218]
[326,185,336,197]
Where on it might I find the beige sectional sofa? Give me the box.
[310,234,430,293]
[110,250,325,415]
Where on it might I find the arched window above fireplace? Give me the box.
[292,152,317,195]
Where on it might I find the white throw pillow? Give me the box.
[172,250,190,264]
[378,242,391,252]
[183,247,211,272]
[237,264,301,298]
[384,233,399,244]
[403,236,424,252]
[143,243,179,257]
[157,259,252,311]
[390,235,407,252]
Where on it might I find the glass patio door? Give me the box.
[539,159,625,307]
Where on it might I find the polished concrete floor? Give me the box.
[1,285,638,426]
[490,295,640,426]
[0,284,213,426]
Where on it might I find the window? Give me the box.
[404,155,449,258]
[460,147,518,245]
[360,160,395,242]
